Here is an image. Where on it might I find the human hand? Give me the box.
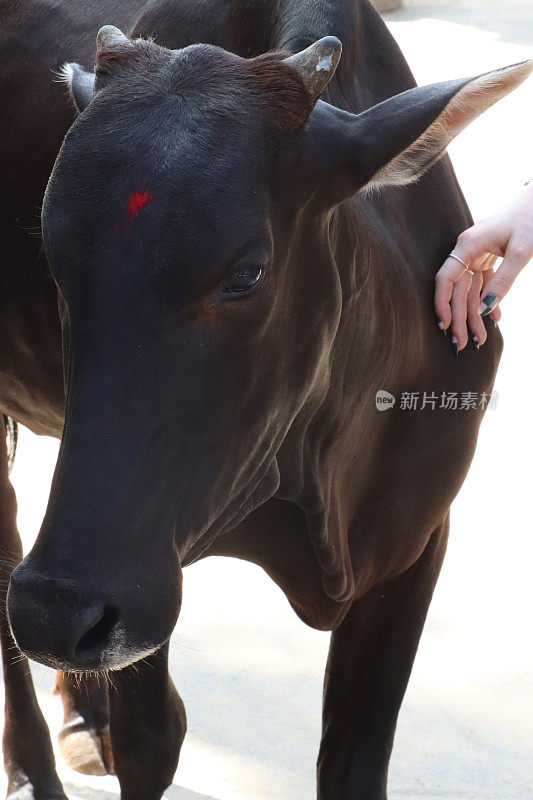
[434,182,533,351]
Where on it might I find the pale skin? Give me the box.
[435,181,533,351]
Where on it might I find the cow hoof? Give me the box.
[58,719,114,776]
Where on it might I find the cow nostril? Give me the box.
[74,606,119,661]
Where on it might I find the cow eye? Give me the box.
[222,265,263,296]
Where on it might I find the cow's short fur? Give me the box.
[0,1,530,798]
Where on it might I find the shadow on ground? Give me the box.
[165,785,220,800]
[64,782,220,800]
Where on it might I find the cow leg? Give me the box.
[109,643,186,800]
[0,443,66,799]
[54,671,114,776]
[317,520,449,800]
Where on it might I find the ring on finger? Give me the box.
[449,252,474,275]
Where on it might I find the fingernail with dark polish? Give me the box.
[492,318,499,328]
[452,336,459,355]
[478,293,499,318]
[472,333,480,350]
[436,317,447,335]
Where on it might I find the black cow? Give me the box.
[1,1,531,798]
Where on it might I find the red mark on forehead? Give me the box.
[114,189,154,237]
[127,190,153,217]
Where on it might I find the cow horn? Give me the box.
[285,37,342,102]
[96,25,129,51]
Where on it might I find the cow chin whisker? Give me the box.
[23,642,162,677]
[64,667,116,692]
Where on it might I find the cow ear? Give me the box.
[61,63,96,112]
[305,60,533,202]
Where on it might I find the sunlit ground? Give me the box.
[3,2,532,798]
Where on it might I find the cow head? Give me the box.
[7,26,531,671]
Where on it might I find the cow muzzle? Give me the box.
[7,561,181,671]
